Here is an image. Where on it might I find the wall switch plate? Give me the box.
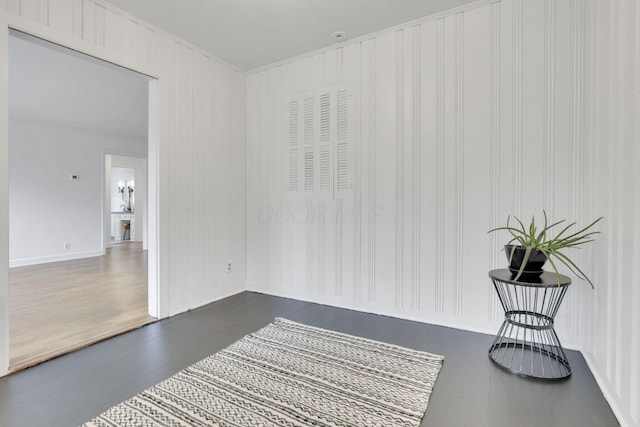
[64,242,70,250]
[226,261,232,273]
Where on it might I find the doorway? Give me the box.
[7,30,158,371]
[105,155,147,248]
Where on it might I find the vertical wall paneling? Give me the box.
[334,197,342,297]
[6,0,18,15]
[609,0,621,394]
[434,18,445,314]
[551,0,575,340]
[16,0,49,25]
[512,0,523,215]
[104,8,137,59]
[191,51,207,303]
[81,0,105,47]
[366,38,376,302]
[412,26,421,310]
[71,0,82,38]
[242,0,639,422]
[175,43,194,311]
[343,43,361,301]
[543,0,555,212]
[442,14,457,316]
[137,25,154,65]
[35,0,48,25]
[453,12,464,317]
[358,39,373,302]
[373,32,396,306]
[612,0,633,404]
[566,0,583,339]
[520,1,545,214]
[488,1,501,322]
[47,0,72,35]
[394,29,404,307]
[17,0,34,21]
[580,0,640,425]
[462,5,491,323]
[246,0,614,347]
[632,4,640,421]
[417,19,436,312]
[270,66,284,296]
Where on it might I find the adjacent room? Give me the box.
[6,32,155,372]
[0,0,637,426]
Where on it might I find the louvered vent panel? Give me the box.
[287,100,299,192]
[320,93,331,143]
[337,143,350,189]
[320,145,332,190]
[288,149,299,191]
[289,100,298,146]
[304,148,314,192]
[286,85,353,199]
[304,97,314,145]
[337,89,349,140]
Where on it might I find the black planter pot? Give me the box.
[505,244,547,278]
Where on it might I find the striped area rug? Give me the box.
[82,318,444,427]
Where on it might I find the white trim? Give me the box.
[245,286,583,352]
[3,11,158,79]
[582,351,631,427]
[9,250,105,268]
[0,9,164,376]
[89,0,243,73]
[0,13,10,377]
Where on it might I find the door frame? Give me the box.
[0,16,163,376]
[104,154,148,250]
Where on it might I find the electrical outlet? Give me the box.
[226,261,232,273]
[64,242,70,250]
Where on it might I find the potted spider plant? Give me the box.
[488,211,603,287]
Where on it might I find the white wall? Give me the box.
[582,1,640,426]
[247,0,637,425]
[0,0,246,375]
[247,0,588,340]
[9,119,146,266]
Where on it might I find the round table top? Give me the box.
[489,268,571,287]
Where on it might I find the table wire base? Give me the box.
[489,273,571,380]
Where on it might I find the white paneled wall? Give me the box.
[247,1,638,425]
[583,1,640,425]
[0,0,246,374]
[247,0,588,340]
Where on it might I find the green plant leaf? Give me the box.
[488,213,603,287]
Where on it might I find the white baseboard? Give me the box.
[246,286,497,337]
[582,351,633,427]
[244,286,584,351]
[9,250,105,268]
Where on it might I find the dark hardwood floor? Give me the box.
[0,292,619,427]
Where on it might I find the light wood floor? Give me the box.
[8,242,155,372]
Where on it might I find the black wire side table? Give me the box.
[488,269,572,381]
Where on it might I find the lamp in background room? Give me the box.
[118,181,125,199]
[126,180,134,211]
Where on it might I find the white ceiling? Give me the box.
[9,32,149,140]
[104,0,477,70]
[8,1,476,137]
